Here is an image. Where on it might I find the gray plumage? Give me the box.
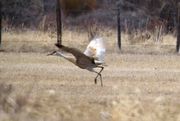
[48,37,106,86]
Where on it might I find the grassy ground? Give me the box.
[0,52,180,121]
[1,30,177,53]
[0,30,179,120]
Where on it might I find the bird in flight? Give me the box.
[48,37,106,86]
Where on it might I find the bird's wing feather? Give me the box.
[84,37,106,63]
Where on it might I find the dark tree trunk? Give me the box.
[0,1,1,47]
[117,4,121,50]
[176,3,180,53]
[56,0,62,46]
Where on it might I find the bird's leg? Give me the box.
[94,71,101,84]
[98,66,104,86]
[94,66,104,86]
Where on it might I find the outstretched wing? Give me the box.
[84,37,106,63]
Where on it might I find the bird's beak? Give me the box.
[47,51,57,56]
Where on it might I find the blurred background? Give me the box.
[1,0,179,53]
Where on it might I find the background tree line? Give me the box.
[1,0,179,32]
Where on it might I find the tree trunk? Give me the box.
[56,0,62,46]
[176,3,180,53]
[117,4,121,50]
[0,1,1,48]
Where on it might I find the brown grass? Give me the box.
[0,30,179,120]
[0,52,180,121]
[1,29,177,53]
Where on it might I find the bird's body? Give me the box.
[48,37,106,86]
[54,45,97,69]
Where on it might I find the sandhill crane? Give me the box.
[48,37,106,86]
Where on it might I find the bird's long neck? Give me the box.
[57,45,84,58]
[56,52,76,65]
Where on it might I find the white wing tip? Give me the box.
[84,36,106,62]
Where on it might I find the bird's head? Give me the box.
[47,51,57,56]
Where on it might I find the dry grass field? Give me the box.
[0,31,180,121]
[0,52,180,121]
[1,30,177,53]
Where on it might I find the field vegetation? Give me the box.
[1,29,177,54]
[1,0,180,120]
[0,30,180,121]
[0,51,180,121]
